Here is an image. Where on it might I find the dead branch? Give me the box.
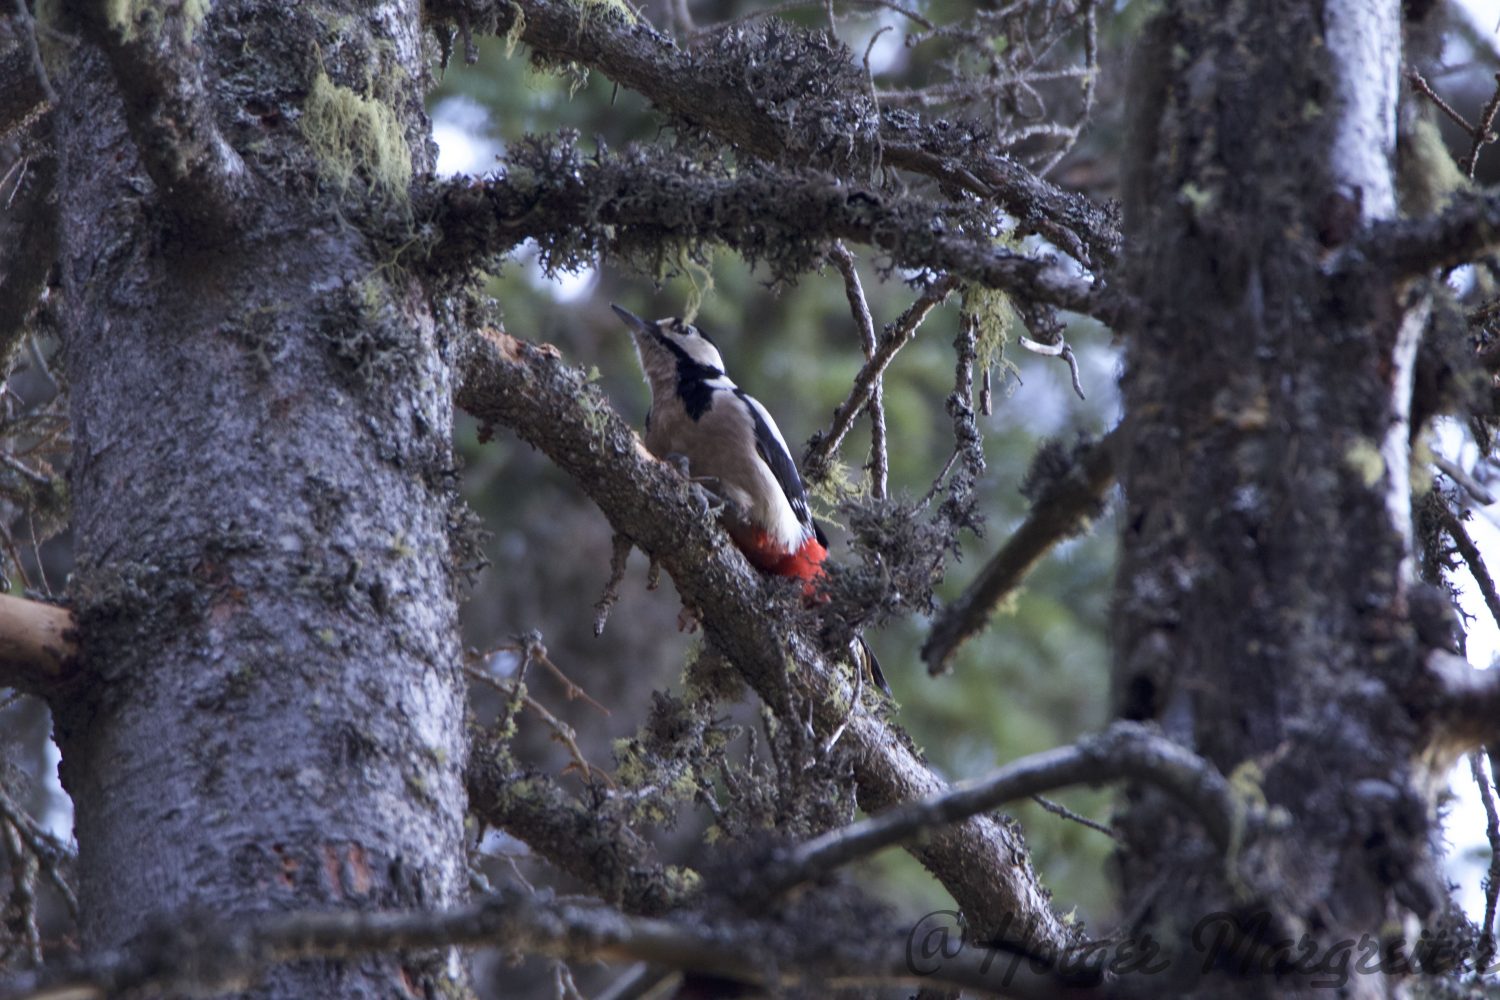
[0,883,1087,1000]
[0,593,76,693]
[763,721,1239,897]
[827,242,889,498]
[1469,751,1499,971]
[1422,650,1500,758]
[1441,505,1500,634]
[803,274,961,480]
[0,784,77,919]
[455,325,1071,950]
[923,429,1116,674]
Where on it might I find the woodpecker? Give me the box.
[612,304,890,698]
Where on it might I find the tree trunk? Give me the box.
[1114,1,1446,996]
[47,3,469,996]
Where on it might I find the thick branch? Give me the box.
[425,0,1119,267]
[1422,650,1500,757]
[0,593,76,693]
[76,2,249,226]
[766,720,1239,896]
[1348,187,1500,278]
[1,885,1080,1000]
[923,430,1117,674]
[455,326,1071,950]
[426,147,1103,317]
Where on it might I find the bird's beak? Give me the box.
[611,303,654,335]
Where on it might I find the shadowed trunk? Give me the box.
[46,4,469,995]
[1113,2,1449,996]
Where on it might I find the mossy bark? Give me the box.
[1113,2,1445,997]
[48,3,469,997]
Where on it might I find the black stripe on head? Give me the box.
[656,331,722,420]
[668,317,720,351]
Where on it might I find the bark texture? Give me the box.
[1113,1,1450,995]
[47,3,468,997]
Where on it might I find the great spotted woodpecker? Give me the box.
[612,304,891,698]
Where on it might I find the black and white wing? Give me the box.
[734,388,815,532]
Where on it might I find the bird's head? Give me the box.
[611,305,726,389]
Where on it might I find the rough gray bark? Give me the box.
[45,3,468,997]
[1113,1,1459,996]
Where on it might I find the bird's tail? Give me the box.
[850,634,892,698]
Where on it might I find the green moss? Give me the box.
[300,70,412,202]
[1179,181,1214,217]
[106,0,211,44]
[663,864,700,893]
[1343,439,1386,489]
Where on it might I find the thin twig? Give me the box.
[1406,69,1475,133]
[924,429,1117,673]
[828,243,889,499]
[1030,794,1116,839]
[1465,72,1500,179]
[1435,455,1496,507]
[593,533,634,637]
[0,818,41,966]
[0,785,78,918]
[916,447,961,510]
[1018,335,1087,399]
[0,881,1088,1000]
[803,275,960,479]
[465,667,615,787]
[1038,0,1096,177]
[1470,751,1500,972]
[1444,506,1500,634]
[762,720,1239,896]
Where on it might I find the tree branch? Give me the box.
[424,142,1105,319]
[0,140,56,368]
[1346,187,1500,278]
[1422,650,1500,757]
[764,721,1239,897]
[0,593,76,694]
[829,243,889,496]
[466,739,695,917]
[424,0,1120,268]
[0,884,1086,1000]
[0,40,50,140]
[804,274,960,482]
[455,325,1072,950]
[923,430,1117,674]
[75,2,249,226]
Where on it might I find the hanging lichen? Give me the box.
[300,70,413,203]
